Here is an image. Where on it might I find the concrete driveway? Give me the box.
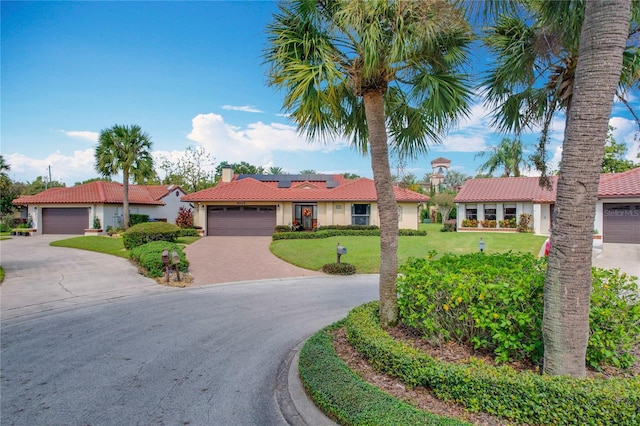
[0,235,171,320]
[184,236,324,285]
[592,243,640,278]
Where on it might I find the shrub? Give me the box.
[122,222,180,250]
[441,219,456,232]
[499,218,517,228]
[517,213,533,233]
[461,219,478,228]
[345,302,640,426]
[129,241,189,278]
[397,252,640,369]
[480,219,497,228]
[177,228,199,237]
[322,262,356,275]
[0,222,10,232]
[274,225,291,233]
[175,206,193,228]
[129,214,149,227]
[272,228,425,240]
[318,225,380,231]
[399,229,427,236]
[92,216,101,229]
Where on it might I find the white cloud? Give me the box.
[6,149,95,184]
[609,116,640,161]
[186,113,349,167]
[436,134,488,153]
[221,105,264,113]
[63,130,99,142]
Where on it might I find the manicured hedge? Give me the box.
[272,228,426,240]
[129,241,189,278]
[122,222,180,250]
[321,262,356,275]
[299,321,469,426]
[344,302,640,425]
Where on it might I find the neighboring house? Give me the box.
[12,181,191,235]
[181,168,429,236]
[454,167,640,244]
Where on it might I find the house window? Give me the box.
[504,205,517,220]
[352,204,370,225]
[465,205,477,220]
[484,204,497,221]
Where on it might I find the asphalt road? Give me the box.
[1,275,377,425]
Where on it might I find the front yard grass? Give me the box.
[270,223,547,273]
[49,235,200,258]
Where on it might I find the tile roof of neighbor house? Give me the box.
[454,168,640,203]
[181,174,430,203]
[13,181,185,206]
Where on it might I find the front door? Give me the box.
[294,204,317,230]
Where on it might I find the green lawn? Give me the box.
[49,235,200,258]
[270,223,547,273]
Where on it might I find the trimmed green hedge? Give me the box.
[344,302,640,425]
[272,228,426,240]
[321,262,356,275]
[129,241,189,278]
[122,222,180,250]
[299,321,470,426]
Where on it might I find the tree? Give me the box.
[481,0,639,181]
[343,173,361,179]
[267,166,284,175]
[601,126,638,173]
[159,146,216,192]
[74,177,112,186]
[215,161,264,178]
[543,0,631,378]
[475,137,529,177]
[266,0,472,325]
[441,170,470,190]
[299,169,317,175]
[17,176,65,195]
[431,192,456,225]
[0,155,19,217]
[95,124,154,229]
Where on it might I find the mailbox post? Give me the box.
[172,249,181,282]
[336,242,347,263]
[162,248,170,283]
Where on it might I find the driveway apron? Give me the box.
[183,236,324,285]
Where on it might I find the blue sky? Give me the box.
[2,1,639,187]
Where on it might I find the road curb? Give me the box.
[276,340,338,426]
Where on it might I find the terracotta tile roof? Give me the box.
[181,175,429,203]
[12,181,183,205]
[598,167,640,197]
[454,168,640,203]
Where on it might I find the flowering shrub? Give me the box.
[499,218,517,228]
[175,206,193,228]
[481,219,497,228]
[461,219,478,227]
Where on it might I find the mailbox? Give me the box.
[337,246,347,255]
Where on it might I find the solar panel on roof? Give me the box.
[278,181,291,188]
[326,180,338,188]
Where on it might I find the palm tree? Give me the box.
[542,0,632,378]
[480,0,639,180]
[267,166,284,175]
[266,0,472,325]
[95,124,154,229]
[475,137,528,177]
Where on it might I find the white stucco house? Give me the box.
[13,181,191,234]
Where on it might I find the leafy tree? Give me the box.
[480,0,639,181]
[159,146,216,192]
[601,127,638,173]
[343,173,361,179]
[475,137,529,177]
[267,166,284,175]
[74,177,112,186]
[431,192,456,225]
[542,0,632,378]
[95,124,154,229]
[299,169,317,175]
[215,161,264,177]
[397,173,422,193]
[16,176,65,195]
[0,155,19,217]
[442,170,470,190]
[266,0,472,325]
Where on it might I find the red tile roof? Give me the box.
[181,175,429,203]
[13,181,184,205]
[454,168,640,203]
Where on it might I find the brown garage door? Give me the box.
[42,208,89,234]
[603,203,640,243]
[207,206,276,236]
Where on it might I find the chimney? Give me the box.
[221,166,233,183]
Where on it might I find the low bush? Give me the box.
[322,262,356,275]
[345,302,640,425]
[299,321,468,426]
[517,213,533,233]
[273,228,425,240]
[318,225,380,231]
[397,252,640,369]
[177,228,199,237]
[129,214,150,227]
[122,222,180,250]
[499,218,517,228]
[461,219,478,228]
[274,225,291,233]
[175,206,193,228]
[441,219,456,232]
[129,241,189,278]
[398,229,427,236]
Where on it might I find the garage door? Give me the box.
[42,208,89,235]
[207,206,276,236]
[603,203,640,243]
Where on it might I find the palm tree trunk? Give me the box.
[363,91,399,327]
[542,0,631,377]
[123,170,130,229]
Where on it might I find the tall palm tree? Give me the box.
[480,0,639,180]
[542,0,632,378]
[95,124,154,229]
[475,137,528,177]
[266,0,472,325]
[267,166,284,175]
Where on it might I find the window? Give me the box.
[352,204,370,225]
[484,204,497,221]
[504,205,516,220]
[465,205,477,220]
